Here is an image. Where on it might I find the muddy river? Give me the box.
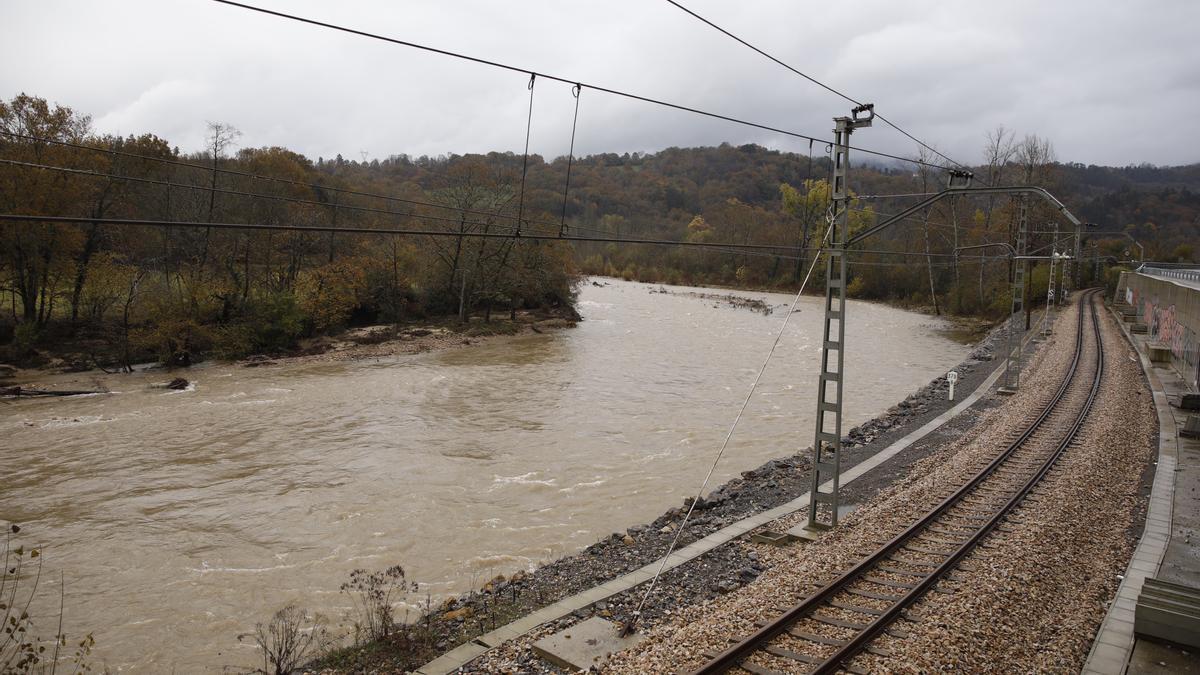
[0,279,971,671]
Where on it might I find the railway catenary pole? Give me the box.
[806,103,874,531]
[1069,221,1082,296]
[807,181,1082,528]
[1006,199,1029,390]
[1041,222,1058,339]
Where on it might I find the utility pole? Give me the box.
[1000,197,1029,393]
[1041,223,1058,339]
[1070,223,1082,296]
[807,104,873,532]
[783,182,1081,535]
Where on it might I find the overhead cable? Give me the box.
[0,130,563,232]
[206,0,957,172]
[662,0,984,182]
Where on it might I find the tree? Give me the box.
[780,179,830,282]
[0,94,92,325]
[199,121,241,269]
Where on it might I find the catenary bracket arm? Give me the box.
[847,185,1082,247]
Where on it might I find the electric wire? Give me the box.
[625,215,835,636]
[0,157,527,234]
[0,130,567,232]
[559,84,582,236]
[0,212,999,266]
[854,191,942,200]
[206,0,958,172]
[6,156,1016,262]
[662,0,983,182]
[515,74,536,236]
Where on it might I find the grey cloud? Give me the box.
[3,0,1198,166]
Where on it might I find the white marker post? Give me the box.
[947,371,958,401]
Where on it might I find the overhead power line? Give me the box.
[206,0,957,172]
[0,213,787,255]
[2,155,811,260]
[662,0,983,182]
[0,131,563,232]
[4,156,1010,263]
[853,191,943,200]
[0,213,998,263]
[0,157,480,227]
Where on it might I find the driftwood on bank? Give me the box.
[1,386,109,398]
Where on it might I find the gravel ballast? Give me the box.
[447,321,1041,673]
[595,296,1156,673]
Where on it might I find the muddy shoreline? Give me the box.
[313,317,1014,672]
[0,307,579,392]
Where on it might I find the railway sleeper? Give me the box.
[888,555,941,568]
[862,575,916,590]
[737,661,784,675]
[775,626,846,647]
[811,613,869,630]
[921,534,968,547]
[844,586,902,602]
[942,511,990,523]
[828,600,886,616]
[764,644,821,665]
[877,565,928,578]
[930,521,978,532]
[904,544,956,556]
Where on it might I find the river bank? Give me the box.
[0,279,974,671]
[0,305,580,392]
[310,313,1011,673]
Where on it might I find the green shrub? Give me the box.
[246,293,306,352]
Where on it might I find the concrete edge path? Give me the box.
[415,360,1008,674]
[1081,306,1179,674]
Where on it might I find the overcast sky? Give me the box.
[4,0,1198,168]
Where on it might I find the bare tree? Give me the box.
[1016,133,1056,185]
[199,121,241,269]
[252,605,327,675]
[1015,133,1056,327]
[981,126,1016,306]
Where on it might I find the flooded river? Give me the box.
[0,279,970,672]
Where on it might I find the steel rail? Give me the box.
[693,289,1104,674]
[811,291,1105,672]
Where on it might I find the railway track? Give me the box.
[692,289,1106,675]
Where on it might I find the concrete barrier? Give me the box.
[1118,270,1200,392]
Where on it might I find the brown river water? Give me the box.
[0,279,970,672]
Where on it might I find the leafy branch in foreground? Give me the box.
[1,524,93,674]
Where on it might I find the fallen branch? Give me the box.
[0,386,109,398]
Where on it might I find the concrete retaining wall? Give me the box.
[1118,271,1200,392]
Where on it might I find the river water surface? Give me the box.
[1,279,970,671]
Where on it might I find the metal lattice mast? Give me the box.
[1071,223,1082,294]
[808,104,872,531]
[1002,197,1029,392]
[1042,222,1058,338]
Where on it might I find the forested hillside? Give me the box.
[2,93,1196,367]
[0,95,580,368]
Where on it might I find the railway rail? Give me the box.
[692,289,1106,675]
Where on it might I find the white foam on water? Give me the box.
[191,561,299,575]
[40,415,112,429]
[490,472,556,487]
[558,479,607,494]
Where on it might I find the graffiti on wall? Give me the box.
[1129,286,1200,391]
